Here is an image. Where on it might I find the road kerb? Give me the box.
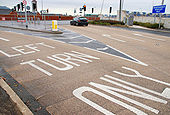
[0,25,63,34]
[0,77,33,115]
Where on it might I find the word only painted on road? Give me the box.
[0,42,55,57]
[73,67,170,115]
[20,51,100,76]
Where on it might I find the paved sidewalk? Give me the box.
[0,68,50,115]
[0,21,63,34]
[0,86,22,115]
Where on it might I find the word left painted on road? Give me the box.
[0,42,55,57]
[20,51,100,76]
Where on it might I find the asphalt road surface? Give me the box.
[0,25,170,115]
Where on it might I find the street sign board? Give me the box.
[152,5,166,13]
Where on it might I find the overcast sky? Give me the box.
[1,0,170,15]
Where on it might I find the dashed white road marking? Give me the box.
[102,34,126,42]
[133,33,166,41]
[69,40,93,44]
[97,47,108,51]
[0,37,10,41]
[57,35,82,40]
[115,34,145,42]
[71,35,82,39]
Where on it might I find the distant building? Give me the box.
[0,6,12,15]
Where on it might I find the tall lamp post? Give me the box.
[119,0,122,22]
[159,0,165,28]
[41,0,43,20]
[100,0,105,15]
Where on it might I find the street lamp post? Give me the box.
[41,0,43,21]
[100,0,104,15]
[119,0,122,22]
[159,0,165,28]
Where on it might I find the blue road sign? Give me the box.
[152,5,166,13]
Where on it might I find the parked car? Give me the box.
[70,17,88,26]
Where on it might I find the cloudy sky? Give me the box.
[1,0,170,15]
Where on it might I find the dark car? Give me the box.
[70,17,88,26]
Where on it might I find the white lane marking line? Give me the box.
[61,27,97,41]
[97,47,108,51]
[134,32,170,39]
[71,35,82,39]
[2,30,67,44]
[113,66,170,87]
[83,46,148,66]
[133,33,166,41]
[102,34,126,42]
[69,40,93,44]
[87,26,144,42]
[116,34,145,42]
[106,45,148,66]
[0,37,10,41]
[57,35,82,40]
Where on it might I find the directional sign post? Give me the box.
[152,5,166,14]
[152,5,166,29]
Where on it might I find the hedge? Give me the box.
[89,20,125,26]
[133,21,163,29]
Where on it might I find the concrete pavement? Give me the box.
[0,24,170,115]
[0,21,63,34]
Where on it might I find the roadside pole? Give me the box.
[159,0,165,28]
[154,14,156,23]
[119,0,122,22]
[41,0,43,22]
[24,0,28,29]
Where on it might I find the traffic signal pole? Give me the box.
[25,3,28,28]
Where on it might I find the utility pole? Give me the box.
[119,0,122,22]
[159,0,165,28]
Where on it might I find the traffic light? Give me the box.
[83,5,86,11]
[92,8,94,13]
[21,2,24,11]
[47,9,49,13]
[109,7,112,13]
[14,6,16,11]
[17,4,20,11]
[32,3,37,11]
[33,3,36,10]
